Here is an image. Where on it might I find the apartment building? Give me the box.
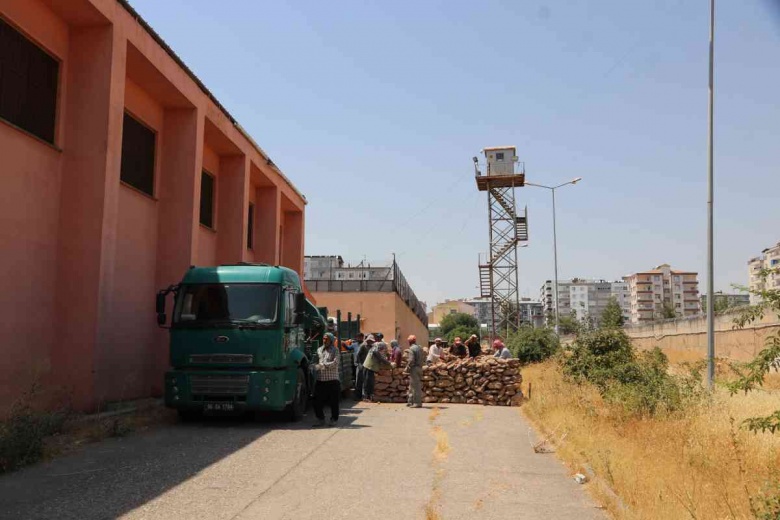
[541,279,628,325]
[428,300,476,326]
[748,242,780,304]
[700,292,750,311]
[624,264,700,323]
[611,282,632,322]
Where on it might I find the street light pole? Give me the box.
[551,188,560,335]
[706,0,716,390]
[525,178,582,335]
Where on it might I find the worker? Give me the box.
[493,339,512,359]
[312,333,341,428]
[466,334,481,358]
[427,338,443,364]
[389,339,403,368]
[354,334,373,401]
[451,337,468,359]
[405,335,424,408]
[362,341,392,402]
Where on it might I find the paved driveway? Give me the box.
[0,402,606,519]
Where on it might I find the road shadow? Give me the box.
[0,397,368,520]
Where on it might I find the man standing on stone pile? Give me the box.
[354,334,373,401]
[493,339,512,359]
[389,339,403,368]
[427,337,443,365]
[466,334,481,358]
[405,335,424,408]
[363,341,392,402]
[451,337,468,359]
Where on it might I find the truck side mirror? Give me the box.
[156,292,167,327]
[295,292,306,312]
[293,292,306,326]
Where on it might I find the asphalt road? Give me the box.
[0,402,606,520]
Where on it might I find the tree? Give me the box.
[557,314,581,335]
[729,268,780,434]
[506,326,560,363]
[600,297,625,329]
[438,313,479,343]
[655,302,677,321]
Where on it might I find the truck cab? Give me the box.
[158,263,324,420]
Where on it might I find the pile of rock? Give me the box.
[373,357,523,407]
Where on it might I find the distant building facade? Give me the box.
[700,292,750,311]
[304,256,428,345]
[429,300,476,326]
[624,264,700,324]
[748,242,780,304]
[540,279,628,325]
[518,299,545,328]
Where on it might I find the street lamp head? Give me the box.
[571,177,582,184]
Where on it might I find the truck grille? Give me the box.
[189,354,253,364]
[190,374,250,396]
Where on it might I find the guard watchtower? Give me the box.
[474,146,528,338]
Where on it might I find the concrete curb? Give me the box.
[521,408,630,516]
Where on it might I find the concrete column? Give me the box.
[216,155,249,264]
[254,185,280,265]
[151,107,203,395]
[281,210,304,275]
[53,24,125,411]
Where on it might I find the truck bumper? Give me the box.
[164,368,298,413]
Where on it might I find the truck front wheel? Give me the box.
[286,368,307,422]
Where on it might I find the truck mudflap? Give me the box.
[165,368,300,413]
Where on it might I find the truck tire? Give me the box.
[177,409,200,422]
[286,368,307,422]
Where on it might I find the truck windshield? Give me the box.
[173,284,280,328]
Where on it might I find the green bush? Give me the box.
[506,326,560,363]
[561,329,695,417]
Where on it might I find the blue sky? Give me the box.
[131,0,780,306]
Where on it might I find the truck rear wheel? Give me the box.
[177,409,200,422]
[286,368,307,422]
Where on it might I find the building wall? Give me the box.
[430,300,476,325]
[0,0,306,412]
[311,292,428,348]
[625,308,779,362]
[748,243,780,305]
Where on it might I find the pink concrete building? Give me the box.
[0,0,307,412]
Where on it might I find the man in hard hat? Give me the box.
[313,333,341,427]
[354,334,374,401]
[405,335,424,408]
[493,339,512,360]
[427,337,443,365]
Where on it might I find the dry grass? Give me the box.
[522,360,780,519]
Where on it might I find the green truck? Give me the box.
[156,263,353,421]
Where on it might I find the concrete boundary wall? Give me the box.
[624,308,780,362]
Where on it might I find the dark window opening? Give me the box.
[0,17,59,144]
[200,170,215,228]
[120,113,156,196]
[247,202,254,249]
[495,152,505,161]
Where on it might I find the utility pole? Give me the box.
[706,0,716,389]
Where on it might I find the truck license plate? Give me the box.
[204,402,235,413]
